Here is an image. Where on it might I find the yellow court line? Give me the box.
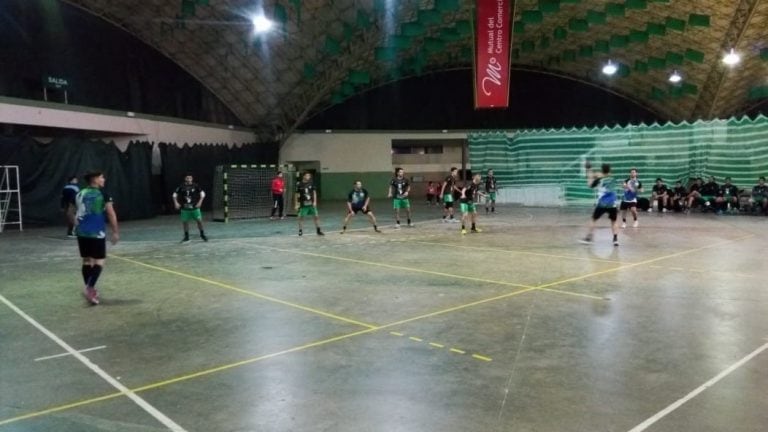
[648,264,760,279]
[472,354,493,362]
[0,327,378,427]
[4,235,753,426]
[449,348,466,354]
[534,235,755,291]
[429,342,445,348]
[111,255,378,330]
[412,240,623,264]
[243,243,534,289]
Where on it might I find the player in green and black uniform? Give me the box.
[684,177,703,212]
[580,162,619,246]
[484,169,497,214]
[173,174,208,243]
[460,173,484,235]
[295,171,324,236]
[387,167,413,228]
[650,178,669,212]
[341,180,381,233]
[750,176,768,214]
[75,171,119,305]
[440,167,460,223]
[699,176,720,211]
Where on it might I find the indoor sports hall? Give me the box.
[2,1,768,432]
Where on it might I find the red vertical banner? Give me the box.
[474,0,513,109]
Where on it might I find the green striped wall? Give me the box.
[469,116,768,204]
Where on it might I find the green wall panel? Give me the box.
[469,116,768,205]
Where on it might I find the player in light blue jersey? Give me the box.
[581,162,619,246]
[620,168,643,228]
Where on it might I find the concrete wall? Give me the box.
[0,96,254,149]
[281,131,470,199]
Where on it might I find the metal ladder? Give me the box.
[0,165,23,232]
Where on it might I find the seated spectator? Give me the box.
[650,178,669,212]
[714,177,739,214]
[699,176,720,211]
[685,177,704,212]
[750,176,768,214]
[670,181,687,212]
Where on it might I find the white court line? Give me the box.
[0,294,188,432]
[628,340,768,432]
[35,345,107,362]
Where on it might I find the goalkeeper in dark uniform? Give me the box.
[341,180,381,233]
[172,174,208,243]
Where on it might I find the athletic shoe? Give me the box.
[85,287,99,305]
[67,234,76,239]
[471,228,482,233]
[270,216,276,220]
[613,239,620,247]
[633,221,639,228]
[280,216,286,220]
[648,208,653,213]
[461,228,467,235]
[621,222,627,228]
[374,228,382,233]
[579,237,593,245]
[407,223,414,228]
[200,234,208,242]
[298,230,303,236]
[662,208,668,213]
[317,230,325,236]
[181,237,190,243]
[442,218,448,223]
[340,230,345,234]
[394,224,401,229]
[450,219,459,223]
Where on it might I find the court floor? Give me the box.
[1,202,767,432]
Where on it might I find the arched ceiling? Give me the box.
[62,0,768,136]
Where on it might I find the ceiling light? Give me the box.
[723,48,740,66]
[668,70,682,83]
[252,15,273,33]
[602,60,618,76]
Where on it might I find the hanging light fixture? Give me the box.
[252,15,273,33]
[722,48,741,66]
[668,70,682,83]
[602,60,618,76]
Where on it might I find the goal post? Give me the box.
[212,164,295,222]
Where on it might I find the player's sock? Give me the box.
[613,234,618,241]
[396,220,400,225]
[87,265,103,288]
[407,218,411,225]
[633,215,637,221]
[298,229,303,236]
[342,225,346,231]
[461,224,465,230]
[622,218,626,223]
[82,265,91,285]
[471,222,476,230]
[491,207,495,213]
[183,231,189,240]
[316,227,323,235]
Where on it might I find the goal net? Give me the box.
[212,164,295,222]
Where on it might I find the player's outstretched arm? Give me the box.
[106,202,119,245]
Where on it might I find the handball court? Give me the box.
[1,203,767,432]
